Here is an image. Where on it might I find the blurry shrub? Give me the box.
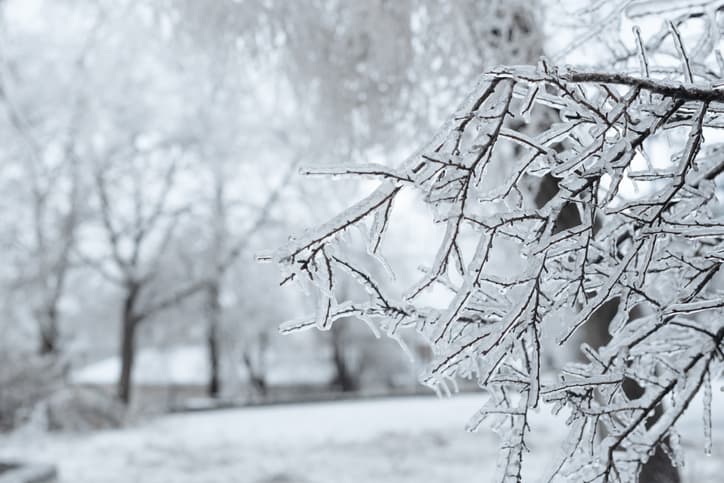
[0,354,61,431]
[45,386,124,432]
[0,354,124,432]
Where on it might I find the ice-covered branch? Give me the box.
[274,11,724,483]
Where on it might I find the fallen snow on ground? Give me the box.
[1,391,722,483]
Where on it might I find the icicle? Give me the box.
[666,429,685,469]
[703,368,712,456]
[359,313,382,339]
[390,333,415,363]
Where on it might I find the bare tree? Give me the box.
[0,0,103,355]
[84,151,207,404]
[201,157,297,397]
[5,127,81,356]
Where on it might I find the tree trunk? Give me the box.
[38,306,59,355]
[205,281,222,398]
[241,351,267,398]
[117,282,141,405]
[241,333,269,399]
[329,322,360,392]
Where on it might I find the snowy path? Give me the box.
[1,392,722,482]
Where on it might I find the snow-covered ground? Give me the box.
[1,392,722,483]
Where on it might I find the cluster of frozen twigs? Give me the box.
[270,6,724,482]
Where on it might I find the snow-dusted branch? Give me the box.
[274,11,724,483]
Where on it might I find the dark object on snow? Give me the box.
[255,473,308,483]
[0,461,57,483]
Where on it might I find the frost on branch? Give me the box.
[273,12,724,483]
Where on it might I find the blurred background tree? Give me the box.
[0,0,549,421]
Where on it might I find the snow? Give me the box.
[1,391,722,483]
[71,346,335,387]
[265,357,335,387]
[72,346,211,386]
